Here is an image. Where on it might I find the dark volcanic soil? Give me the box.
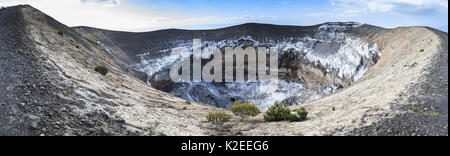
[0,6,135,136]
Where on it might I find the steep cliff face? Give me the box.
[1,5,447,136]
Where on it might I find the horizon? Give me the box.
[1,0,448,32]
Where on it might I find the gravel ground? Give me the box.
[346,30,448,136]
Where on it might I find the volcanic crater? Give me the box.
[0,5,447,136]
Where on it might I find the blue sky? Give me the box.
[1,0,448,32]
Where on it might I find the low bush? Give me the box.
[182,106,188,110]
[264,101,291,122]
[297,108,308,120]
[230,102,261,121]
[285,113,300,122]
[89,39,100,46]
[94,65,109,75]
[99,56,106,61]
[206,111,231,127]
[57,30,64,36]
[264,102,309,122]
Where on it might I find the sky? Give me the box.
[0,0,448,32]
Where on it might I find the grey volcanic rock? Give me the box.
[77,22,382,109]
[0,5,447,136]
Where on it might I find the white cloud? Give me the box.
[332,0,448,13]
[306,0,448,22]
[301,0,447,32]
[0,0,157,31]
[344,10,361,14]
[305,12,333,17]
[0,0,265,32]
[81,0,120,7]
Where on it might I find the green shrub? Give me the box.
[332,106,336,111]
[57,30,64,36]
[94,65,109,75]
[182,106,188,110]
[89,39,100,46]
[282,108,309,122]
[99,56,106,61]
[230,102,261,121]
[285,113,300,122]
[206,111,231,127]
[264,101,291,122]
[419,49,425,53]
[297,108,308,120]
[264,102,309,122]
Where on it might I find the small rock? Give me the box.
[102,127,111,134]
[25,114,41,129]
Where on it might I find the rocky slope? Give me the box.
[1,5,213,136]
[0,5,447,136]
